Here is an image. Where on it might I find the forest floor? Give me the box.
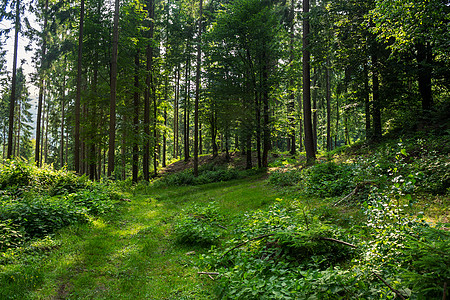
[1,136,448,299]
[25,175,285,299]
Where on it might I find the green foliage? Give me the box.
[0,220,23,251]
[175,203,224,246]
[268,168,303,187]
[0,196,88,238]
[65,189,116,216]
[0,161,120,249]
[156,166,245,187]
[302,162,356,197]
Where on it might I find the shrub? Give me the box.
[0,220,23,251]
[65,189,116,216]
[268,168,303,187]
[302,162,355,197]
[174,203,224,246]
[0,196,88,238]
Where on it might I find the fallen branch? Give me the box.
[198,271,220,276]
[334,181,376,206]
[220,234,275,258]
[334,186,358,206]
[372,272,406,300]
[318,237,357,248]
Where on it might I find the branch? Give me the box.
[372,272,406,300]
[220,234,275,258]
[198,271,220,276]
[318,237,357,248]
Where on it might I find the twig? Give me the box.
[220,234,275,258]
[372,272,406,300]
[198,271,220,276]
[217,224,227,229]
[334,186,358,206]
[318,237,357,248]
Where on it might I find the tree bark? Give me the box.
[74,0,84,172]
[372,54,382,140]
[132,51,140,183]
[416,42,433,112]
[194,0,203,177]
[35,0,48,166]
[143,0,154,181]
[302,0,315,164]
[7,0,20,159]
[107,0,120,177]
[326,61,331,151]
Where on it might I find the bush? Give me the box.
[157,167,243,186]
[0,196,88,238]
[65,189,116,216]
[268,168,303,187]
[302,162,356,197]
[174,203,224,246]
[0,220,23,251]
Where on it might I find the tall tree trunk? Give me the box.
[312,68,317,151]
[335,94,339,149]
[7,0,20,159]
[298,93,303,152]
[153,80,158,177]
[184,53,190,162]
[60,58,66,168]
[372,54,382,140]
[364,63,371,140]
[288,0,296,155]
[132,51,140,183]
[107,0,119,177]
[74,0,84,172]
[326,62,331,151]
[15,101,21,156]
[416,42,433,112]
[194,0,203,177]
[35,0,48,166]
[44,100,50,163]
[143,0,154,181]
[174,67,179,159]
[262,49,270,168]
[302,0,315,164]
[163,108,167,167]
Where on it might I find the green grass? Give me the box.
[1,175,281,299]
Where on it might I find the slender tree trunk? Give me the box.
[44,100,50,163]
[174,68,179,159]
[194,0,203,177]
[35,0,48,165]
[302,0,315,164]
[143,0,154,181]
[416,42,433,112]
[163,108,167,167]
[15,101,21,156]
[153,81,158,177]
[74,0,84,172]
[184,53,190,161]
[199,123,203,155]
[40,94,46,163]
[364,63,371,140]
[288,0,296,155]
[107,0,119,177]
[298,93,303,152]
[335,94,339,148]
[312,69,317,151]
[262,49,270,168]
[7,0,20,159]
[372,54,382,140]
[132,52,140,183]
[60,58,66,168]
[326,61,331,151]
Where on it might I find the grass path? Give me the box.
[29,176,280,299]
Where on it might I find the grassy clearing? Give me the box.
[1,175,282,299]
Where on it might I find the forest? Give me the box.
[0,0,449,298]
